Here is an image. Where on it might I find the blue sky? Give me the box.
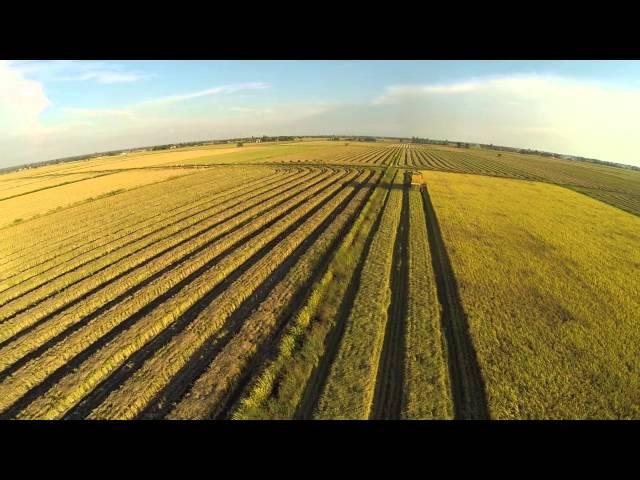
[2,60,640,167]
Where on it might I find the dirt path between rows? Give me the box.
[421,186,489,420]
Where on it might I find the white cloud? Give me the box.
[3,70,640,169]
[0,60,51,136]
[363,75,640,166]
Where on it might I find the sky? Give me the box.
[2,60,640,168]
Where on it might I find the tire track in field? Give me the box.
[293,171,397,420]
[421,186,489,420]
[138,170,375,419]
[61,170,355,420]
[0,170,349,419]
[369,172,409,420]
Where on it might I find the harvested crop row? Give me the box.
[314,169,404,419]
[0,166,272,264]
[166,170,378,419]
[8,170,356,419]
[0,168,288,282]
[0,169,331,364]
[0,166,252,259]
[0,169,271,287]
[0,168,343,415]
[86,172,362,419]
[0,169,318,318]
[0,171,340,370]
[367,149,387,166]
[369,172,409,420]
[231,167,395,420]
[402,188,452,419]
[0,170,319,328]
[0,168,299,288]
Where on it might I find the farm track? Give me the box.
[0,169,350,419]
[369,173,409,419]
[294,172,395,419]
[61,169,357,419]
[421,186,489,420]
[0,171,327,378]
[139,170,376,419]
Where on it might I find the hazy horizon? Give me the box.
[3,60,640,169]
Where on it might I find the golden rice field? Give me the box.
[0,140,638,419]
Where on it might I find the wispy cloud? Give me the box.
[228,106,274,114]
[10,60,146,84]
[60,82,272,121]
[373,81,484,103]
[143,82,271,106]
[59,71,144,84]
[63,107,136,117]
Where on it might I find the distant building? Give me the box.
[255,138,262,143]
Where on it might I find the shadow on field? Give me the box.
[421,186,490,420]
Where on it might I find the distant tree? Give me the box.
[237,142,244,147]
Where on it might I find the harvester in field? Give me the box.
[409,171,425,192]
